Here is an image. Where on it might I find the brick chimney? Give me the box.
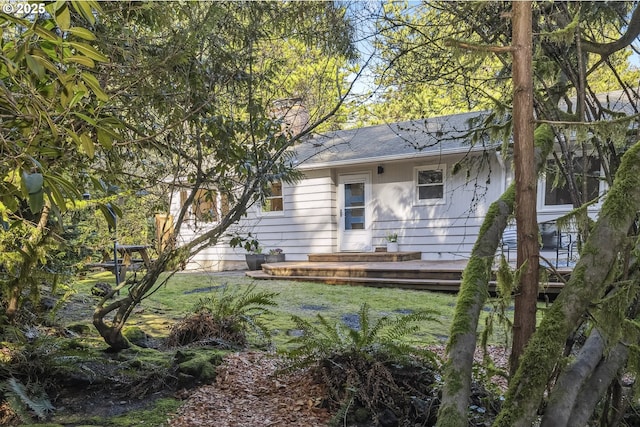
[271,98,310,138]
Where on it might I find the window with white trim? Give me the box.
[543,157,601,207]
[262,181,284,213]
[181,189,229,223]
[415,165,445,204]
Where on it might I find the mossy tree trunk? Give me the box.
[5,204,51,322]
[493,141,640,427]
[435,124,555,427]
[540,328,632,427]
[540,237,640,426]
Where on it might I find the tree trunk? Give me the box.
[435,124,555,427]
[510,0,538,375]
[92,187,255,349]
[540,328,606,427]
[494,141,640,427]
[567,342,629,427]
[542,251,640,426]
[93,248,183,350]
[6,204,51,321]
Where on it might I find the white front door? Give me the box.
[338,173,372,252]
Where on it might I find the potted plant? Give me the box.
[230,234,266,270]
[386,232,399,252]
[245,245,265,270]
[265,248,285,263]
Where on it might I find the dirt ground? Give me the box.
[168,351,332,427]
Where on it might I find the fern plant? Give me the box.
[282,303,441,426]
[167,283,278,348]
[284,302,439,367]
[0,377,54,422]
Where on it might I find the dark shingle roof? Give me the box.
[293,110,495,169]
[291,90,638,169]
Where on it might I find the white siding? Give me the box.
[337,152,503,261]
[175,148,599,269]
[174,169,337,271]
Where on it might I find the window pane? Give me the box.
[263,181,284,212]
[263,197,283,212]
[418,170,442,185]
[345,207,365,230]
[193,189,217,222]
[419,185,443,200]
[345,183,365,207]
[544,157,600,206]
[269,182,282,197]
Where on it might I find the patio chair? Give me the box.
[501,229,518,263]
[555,232,576,268]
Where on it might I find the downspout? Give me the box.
[495,148,508,195]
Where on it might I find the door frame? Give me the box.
[337,172,372,252]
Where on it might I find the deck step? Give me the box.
[246,269,564,295]
[249,259,570,296]
[262,261,462,281]
[307,252,421,262]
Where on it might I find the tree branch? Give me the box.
[445,38,515,54]
[580,5,640,57]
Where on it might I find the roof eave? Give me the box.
[295,143,496,170]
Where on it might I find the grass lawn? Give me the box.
[75,270,511,350]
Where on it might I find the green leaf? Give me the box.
[22,171,44,194]
[26,23,59,43]
[1,193,18,212]
[25,54,45,80]
[27,189,45,213]
[55,3,71,31]
[46,181,66,210]
[39,41,59,61]
[73,112,96,126]
[96,128,113,149]
[45,173,80,201]
[51,0,66,12]
[68,42,108,63]
[68,27,96,41]
[80,72,108,101]
[41,112,58,138]
[80,133,94,158]
[68,90,87,108]
[98,204,119,229]
[71,0,99,25]
[64,55,95,68]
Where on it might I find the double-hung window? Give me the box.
[181,189,228,223]
[415,165,445,204]
[262,181,284,213]
[543,156,601,207]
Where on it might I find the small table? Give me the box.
[108,245,152,282]
[87,245,154,284]
[116,244,153,268]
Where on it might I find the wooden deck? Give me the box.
[246,252,571,296]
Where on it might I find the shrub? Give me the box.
[166,284,278,349]
[283,303,441,426]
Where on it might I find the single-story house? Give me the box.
[170,103,618,271]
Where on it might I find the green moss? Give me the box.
[436,405,467,427]
[442,362,464,395]
[448,256,492,348]
[108,398,183,427]
[122,326,148,347]
[600,142,640,226]
[475,187,514,244]
[174,348,226,383]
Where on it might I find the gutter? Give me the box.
[295,143,500,171]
